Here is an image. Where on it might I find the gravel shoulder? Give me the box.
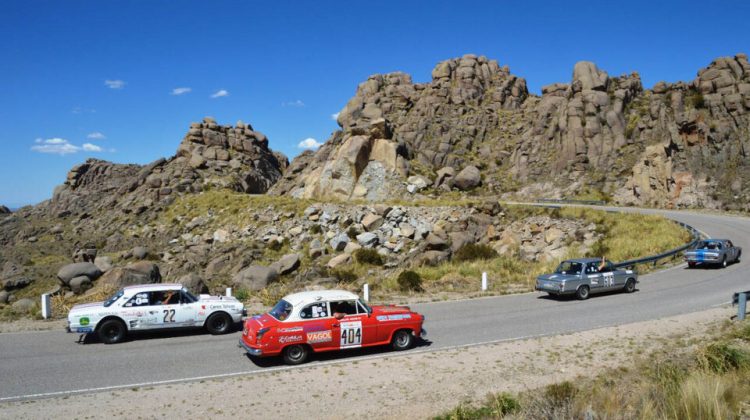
[0,306,735,419]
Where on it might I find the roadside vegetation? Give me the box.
[436,320,750,419]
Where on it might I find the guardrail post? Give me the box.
[226,287,232,297]
[363,283,369,302]
[481,272,488,291]
[739,293,747,321]
[41,293,52,319]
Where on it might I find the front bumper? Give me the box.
[238,338,263,356]
[66,322,93,334]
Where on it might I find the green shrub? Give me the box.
[347,226,359,239]
[454,244,498,262]
[435,392,520,420]
[353,248,384,266]
[397,270,423,292]
[331,268,358,283]
[544,381,578,406]
[697,343,750,373]
[689,91,705,109]
[234,288,249,301]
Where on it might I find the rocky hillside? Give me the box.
[272,54,750,211]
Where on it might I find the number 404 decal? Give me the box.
[340,321,362,348]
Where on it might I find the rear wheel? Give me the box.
[97,319,126,344]
[624,279,636,293]
[391,329,414,351]
[576,285,590,300]
[282,344,309,365]
[206,312,232,335]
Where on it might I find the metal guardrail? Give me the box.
[732,290,750,321]
[536,198,607,206]
[534,198,704,269]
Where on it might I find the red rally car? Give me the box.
[239,290,426,364]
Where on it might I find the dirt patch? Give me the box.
[0,306,735,419]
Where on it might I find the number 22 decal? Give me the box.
[163,309,175,323]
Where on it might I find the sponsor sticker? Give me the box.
[278,327,304,333]
[376,314,412,322]
[79,317,90,326]
[340,321,362,348]
[279,335,303,344]
[306,330,332,343]
[77,327,93,333]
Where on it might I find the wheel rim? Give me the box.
[105,326,119,339]
[288,346,303,361]
[627,281,634,292]
[396,332,409,347]
[212,316,227,331]
[580,287,588,298]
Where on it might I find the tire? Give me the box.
[575,285,590,300]
[687,262,696,268]
[97,319,126,344]
[721,255,727,268]
[736,251,741,263]
[391,329,414,351]
[282,344,309,365]
[206,312,232,335]
[624,278,636,293]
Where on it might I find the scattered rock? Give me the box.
[57,262,103,286]
[327,254,352,269]
[213,229,230,243]
[415,250,450,267]
[11,298,35,312]
[425,233,449,250]
[0,205,10,214]
[3,277,32,291]
[270,253,301,276]
[97,262,161,289]
[343,242,362,254]
[70,276,93,294]
[233,266,279,292]
[329,234,350,251]
[94,256,114,273]
[356,232,379,247]
[132,246,149,260]
[454,166,481,191]
[361,214,384,231]
[0,290,8,304]
[178,273,208,294]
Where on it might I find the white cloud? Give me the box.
[82,143,103,152]
[282,99,305,107]
[171,87,192,95]
[87,132,106,140]
[331,112,340,121]
[211,89,229,98]
[104,79,126,89]
[297,137,323,149]
[31,138,108,156]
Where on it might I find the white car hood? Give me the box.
[198,295,240,303]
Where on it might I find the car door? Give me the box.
[147,290,189,329]
[122,291,160,330]
[299,302,336,351]
[602,261,622,289]
[173,291,197,326]
[585,262,604,292]
[357,300,378,346]
[330,300,366,349]
[726,241,737,261]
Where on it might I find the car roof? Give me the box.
[122,283,183,293]
[563,258,603,264]
[282,290,359,306]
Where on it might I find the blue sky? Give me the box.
[1,0,748,207]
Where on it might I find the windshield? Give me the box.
[182,289,198,303]
[555,261,582,275]
[269,299,293,321]
[696,240,721,250]
[358,298,371,314]
[103,289,124,307]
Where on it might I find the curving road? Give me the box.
[0,207,748,402]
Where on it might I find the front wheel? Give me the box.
[576,285,590,300]
[721,256,727,268]
[687,262,696,268]
[624,279,636,293]
[282,344,310,365]
[97,319,126,344]
[391,330,414,351]
[206,312,232,335]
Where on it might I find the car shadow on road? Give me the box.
[536,289,641,302]
[244,337,433,368]
[76,322,243,345]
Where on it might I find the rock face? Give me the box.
[273,53,750,211]
[98,262,161,290]
[233,265,279,291]
[270,54,528,200]
[0,205,11,215]
[49,117,287,218]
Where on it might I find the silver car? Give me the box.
[535,258,639,300]
[685,239,741,268]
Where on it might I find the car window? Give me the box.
[181,290,197,304]
[125,292,151,307]
[330,300,358,315]
[300,302,329,319]
[356,300,369,314]
[269,299,293,321]
[150,290,180,305]
[555,261,582,274]
[104,289,124,307]
[727,241,733,247]
[585,263,600,274]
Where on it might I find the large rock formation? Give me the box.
[50,117,287,217]
[273,53,750,211]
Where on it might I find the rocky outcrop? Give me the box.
[270,54,528,200]
[0,205,11,215]
[49,117,286,218]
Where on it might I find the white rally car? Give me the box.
[67,283,246,344]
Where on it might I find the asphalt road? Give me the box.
[1,207,748,402]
